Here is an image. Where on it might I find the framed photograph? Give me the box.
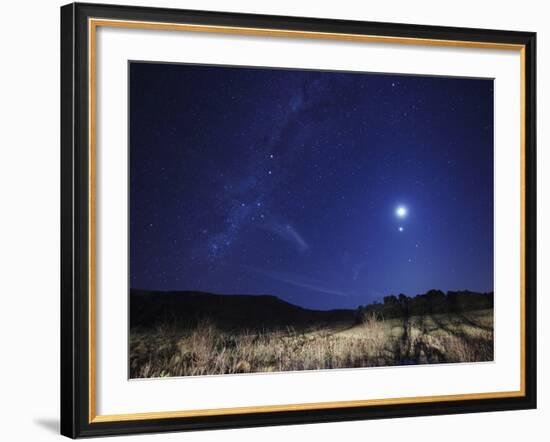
[60,2,536,438]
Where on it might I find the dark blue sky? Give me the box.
[130,62,494,310]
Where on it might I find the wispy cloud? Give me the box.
[263,221,309,252]
[244,266,347,297]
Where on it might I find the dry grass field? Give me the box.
[129,309,493,378]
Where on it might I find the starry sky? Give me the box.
[129,62,494,310]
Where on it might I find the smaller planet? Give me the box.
[398,226,404,232]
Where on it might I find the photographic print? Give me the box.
[129,62,494,379]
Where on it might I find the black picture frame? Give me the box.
[61,2,537,438]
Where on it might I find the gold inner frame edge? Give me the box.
[87,17,527,423]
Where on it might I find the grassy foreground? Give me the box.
[129,309,493,378]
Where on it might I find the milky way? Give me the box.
[130,63,494,310]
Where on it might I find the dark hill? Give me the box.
[130,289,356,330]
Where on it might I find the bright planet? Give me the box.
[396,206,408,218]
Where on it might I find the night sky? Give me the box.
[130,62,494,310]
